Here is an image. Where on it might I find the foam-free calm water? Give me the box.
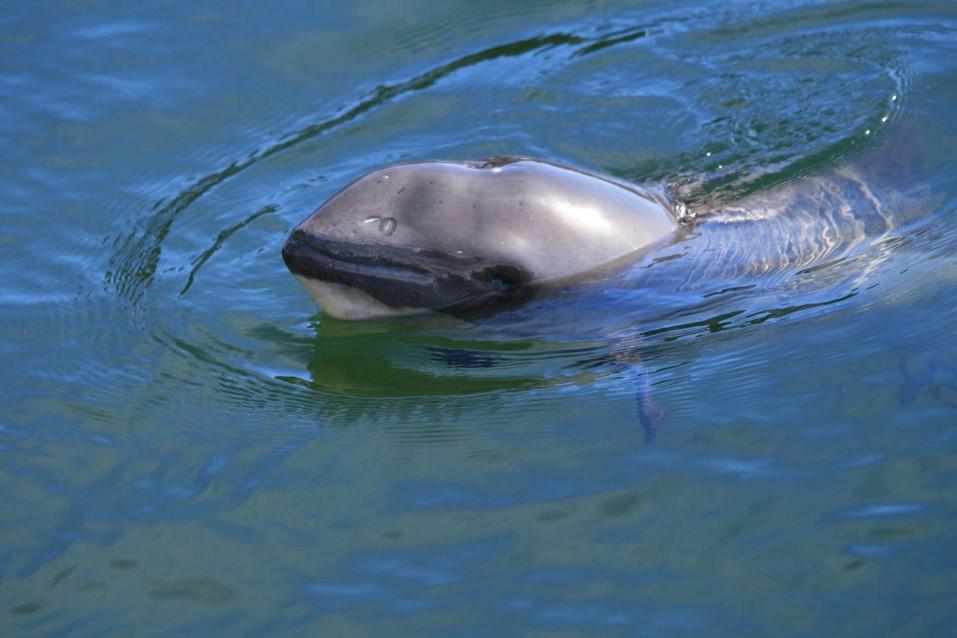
[2,2,956,635]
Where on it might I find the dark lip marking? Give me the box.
[282,229,536,314]
[282,230,435,286]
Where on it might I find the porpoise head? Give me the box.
[282,157,678,320]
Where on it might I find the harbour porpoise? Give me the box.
[282,157,679,319]
[283,141,919,320]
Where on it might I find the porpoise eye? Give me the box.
[362,215,397,236]
[379,217,397,236]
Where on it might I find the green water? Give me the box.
[2,1,956,636]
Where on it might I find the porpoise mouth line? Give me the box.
[283,228,538,316]
[283,229,437,286]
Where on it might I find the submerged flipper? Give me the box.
[599,336,665,442]
[632,362,664,443]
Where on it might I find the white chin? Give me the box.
[294,275,426,320]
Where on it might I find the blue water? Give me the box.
[2,1,956,636]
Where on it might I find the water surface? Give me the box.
[2,1,957,636]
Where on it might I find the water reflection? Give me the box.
[5,0,957,635]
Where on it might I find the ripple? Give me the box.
[180,204,279,294]
[5,3,957,637]
[71,19,156,40]
[106,30,597,304]
[91,0,957,446]
[835,503,929,520]
[111,1,916,305]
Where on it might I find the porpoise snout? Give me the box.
[281,228,313,278]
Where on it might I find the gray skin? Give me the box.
[282,157,680,319]
[282,149,914,320]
